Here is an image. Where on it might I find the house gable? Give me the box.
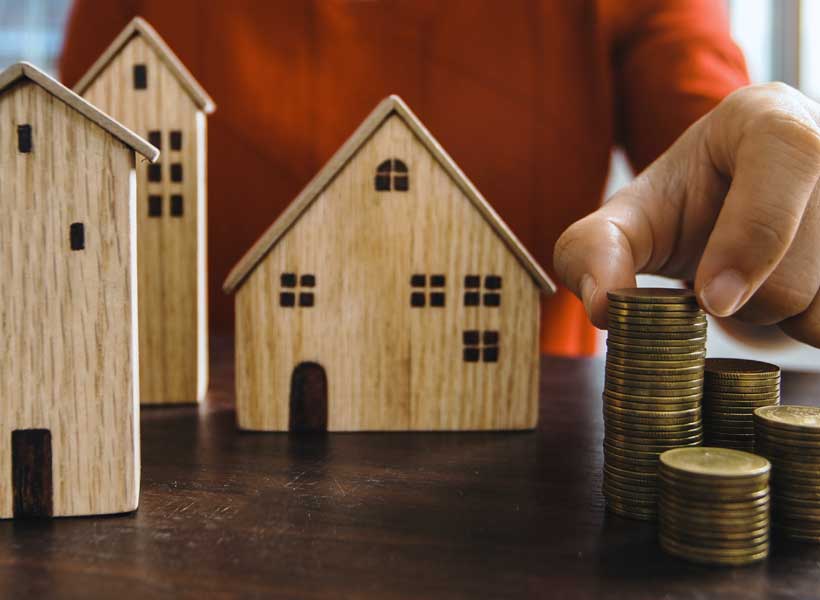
[0,62,157,161]
[223,95,555,295]
[73,17,215,114]
[233,113,542,430]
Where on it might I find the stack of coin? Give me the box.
[659,447,770,566]
[703,359,781,451]
[603,288,707,520]
[754,405,820,543]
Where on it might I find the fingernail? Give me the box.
[580,274,598,315]
[700,269,749,317]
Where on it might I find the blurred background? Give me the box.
[0,0,818,369]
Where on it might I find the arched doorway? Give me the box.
[289,362,328,432]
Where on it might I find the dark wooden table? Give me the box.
[3,336,820,599]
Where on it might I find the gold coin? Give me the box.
[604,399,701,414]
[607,288,699,304]
[755,405,820,431]
[604,471,658,491]
[606,340,705,356]
[755,431,820,450]
[607,306,703,320]
[659,505,770,527]
[659,537,769,565]
[659,447,770,480]
[606,375,705,389]
[659,500,770,523]
[705,358,780,378]
[702,418,755,429]
[604,414,702,429]
[603,442,664,462]
[604,460,658,478]
[605,433,703,451]
[606,349,707,364]
[659,466,768,488]
[772,525,820,542]
[605,383,703,398]
[659,527,769,550]
[705,392,780,402]
[703,431,757,441]
[607,299,701,312]
[755,436,820,455]
[605,462,658,479]
[604,388,702,403]
[603,479,658,501]
[605,404,701,420]
[606,420,702,435]
[705,381,781,392]
[606,425,702,441]
[606,333,707,348]
[606,359,706,374]
[606,355,705,370]
[755,442,820,462]
[608,313,708,326]
[771,485,820,501]
[658,509,770,537]
[605,367,705,383]
[606,498,657,521]
[608,324,708,336]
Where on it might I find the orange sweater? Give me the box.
[60,0,748,355]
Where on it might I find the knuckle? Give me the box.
[743,210,796,253]
[747,110,820,165]
[741,280,817,325]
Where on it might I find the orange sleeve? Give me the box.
[611,0,750,172]
[59,0,137,86]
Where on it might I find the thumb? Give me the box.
[553,170,676,328]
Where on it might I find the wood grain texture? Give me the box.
[81,33,208,405]
[0,62,157,161]
[0,80,139,517]
[235,115,540,431]
[0,338,818,598]
[223,95,554,295]
[73,17,215,113]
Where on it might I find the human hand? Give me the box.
[554,83,820,347]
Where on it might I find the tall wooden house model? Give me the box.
[224,96,555,432]
[0,62,158,517]
[75,17,215,405]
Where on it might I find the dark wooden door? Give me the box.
[289,362,328,432]
[12,429,53,518]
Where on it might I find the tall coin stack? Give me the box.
[603,288,707,520]
[754,406,820,543]
[659,447,770,566]
[703,359,781,451]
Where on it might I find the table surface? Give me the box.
[3,336,820,599]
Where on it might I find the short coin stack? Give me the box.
[659,447,771,566]
[603,288,707,520]
[703,359,781,451]
[754,406,820,543]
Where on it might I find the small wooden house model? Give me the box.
[0,62,158,517]
[224,96,555,432]
[75,17,215,405]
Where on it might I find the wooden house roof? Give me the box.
[223,95,556,295]
[0,62,158,161]
[73,16,216,114]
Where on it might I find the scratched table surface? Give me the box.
[2,336,820,599]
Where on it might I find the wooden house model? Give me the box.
[224,96,555,432]
[74,17,215,405]
[0,62,158,517]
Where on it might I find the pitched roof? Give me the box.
[223,95,555,295]
[0,62,158,161]
[73,16,215,113]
